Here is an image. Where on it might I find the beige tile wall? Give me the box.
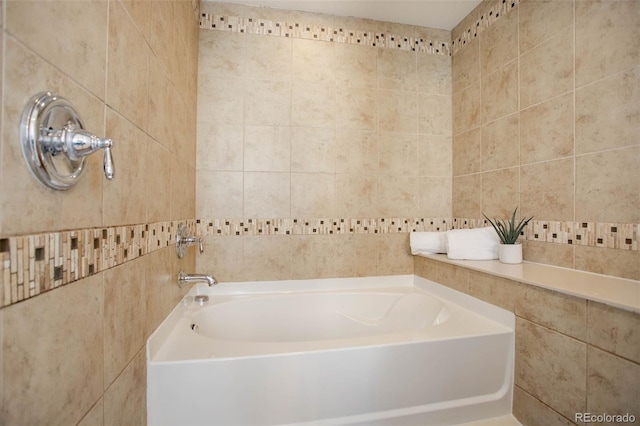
[0,0,199,424]
[415,256,640,426]
[1,0,636,421]
[451,0,640,278]
[195,2,453,280]
[194,0,638,285]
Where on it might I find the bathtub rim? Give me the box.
[147,274,515,363]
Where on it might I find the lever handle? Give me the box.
[198,238,204,254]
[103,142,115,180]
[20,92,116,190]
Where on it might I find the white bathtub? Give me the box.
[147,275,514,426]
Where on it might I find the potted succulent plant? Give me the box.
[483,208,533,264]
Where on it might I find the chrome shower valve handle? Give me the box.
[40,123,115,180]
[20,92,116,190]
[103,143,115,180]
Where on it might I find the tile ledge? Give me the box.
[418,254,640,314]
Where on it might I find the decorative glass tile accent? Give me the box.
[0,220,196,307]
[0,217,636,307]
[196,217,455,236]
[199,13,451,56]
[197,217,638,252]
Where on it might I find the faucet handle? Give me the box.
[103,141,114,180]
[62,124,115,181]
[176,223,204,258]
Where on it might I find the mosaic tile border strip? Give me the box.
[0,220,196,307]
[451,0,520,55]
[199,0,520,57]
[1,217,636,308]
[524,221,638,251]
[199,13,451,56]
[199,217,638,251]
[196,217,453,236]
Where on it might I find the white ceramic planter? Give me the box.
[498,243,523,264]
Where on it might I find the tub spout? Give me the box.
[178,271,218,287]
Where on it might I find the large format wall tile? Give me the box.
[575,67,640,154]
[575,0,640,87]
[516,284,587,340]
[196,170,243,218]
[243,172,291,218]
[575,245,640,281]
[336,174,377,217]
[417,52,451,95]
[513,386,573,426]
[336,87,377,131]
[419,134,452,177]
[335,43,377,88]
[453,83,480,135]
[515,318,586,420]
[452,37,480,94]
[335,129,378,174]
[290,234,337,279]
[107,0,149,130]
[587,346,640,420]
[520,93,574,164]
[481,113,519,171]
[468,270,518,312]
[379,132,419,175]
[480,6,517,76]
[292,38,335,83]
[453,173,482,218]
[246,80,292,126]
[291,172,336,217]
[520,158,574,221]
[481,167,519,217]
[575,146,640,223]
[245,34,291,81]
[243,235,292,281]
[104,348,147,426]
[519,0,573,55]
[520,27,573,109]
[104,109,148,226]
[2,275,103,425]
[244,126,291,172]
[6,0,108,99]
[103,258,146,387]
[481,61,518,124]
[453,128,481,176]
[587,301,640,364]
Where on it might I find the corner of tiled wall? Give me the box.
[447,0,640,425]
[450,0,639,280]
[413,255,640,426]
[0,1,200,424]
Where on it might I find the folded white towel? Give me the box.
[410,231,447,255]
[446,227,500,260]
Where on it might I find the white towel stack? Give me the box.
[409,231,447,255]
[445,227,500,260]
[410,227,501,260]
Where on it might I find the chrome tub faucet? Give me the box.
[178,271,218,287]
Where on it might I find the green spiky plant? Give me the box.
[483,208,533,244]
